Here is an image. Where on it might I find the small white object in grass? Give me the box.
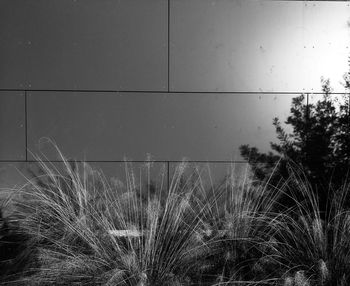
[108,229,143,237]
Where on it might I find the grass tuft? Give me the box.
[2,147,350,285]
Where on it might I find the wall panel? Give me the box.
[27,91,300,161]
[0,0,167,91]
[0,91,25,160]
[169,161,250,190]
[170,0,350,93]
[0,161,167,205]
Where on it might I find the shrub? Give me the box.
[0,198,37,284]
[193,168,283,285]
[13,151,207,285]
[264,166,350,286]
[5,145,350,286]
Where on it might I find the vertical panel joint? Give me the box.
[24,90,28,161]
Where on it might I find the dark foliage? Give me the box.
[240,76,350,214]
[0,206,38,283]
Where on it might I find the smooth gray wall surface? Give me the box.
[170,0,350,93]
[1,1,350,189]
[0,91,25,160]
[27,91,297,161]
[0,0,167,91]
